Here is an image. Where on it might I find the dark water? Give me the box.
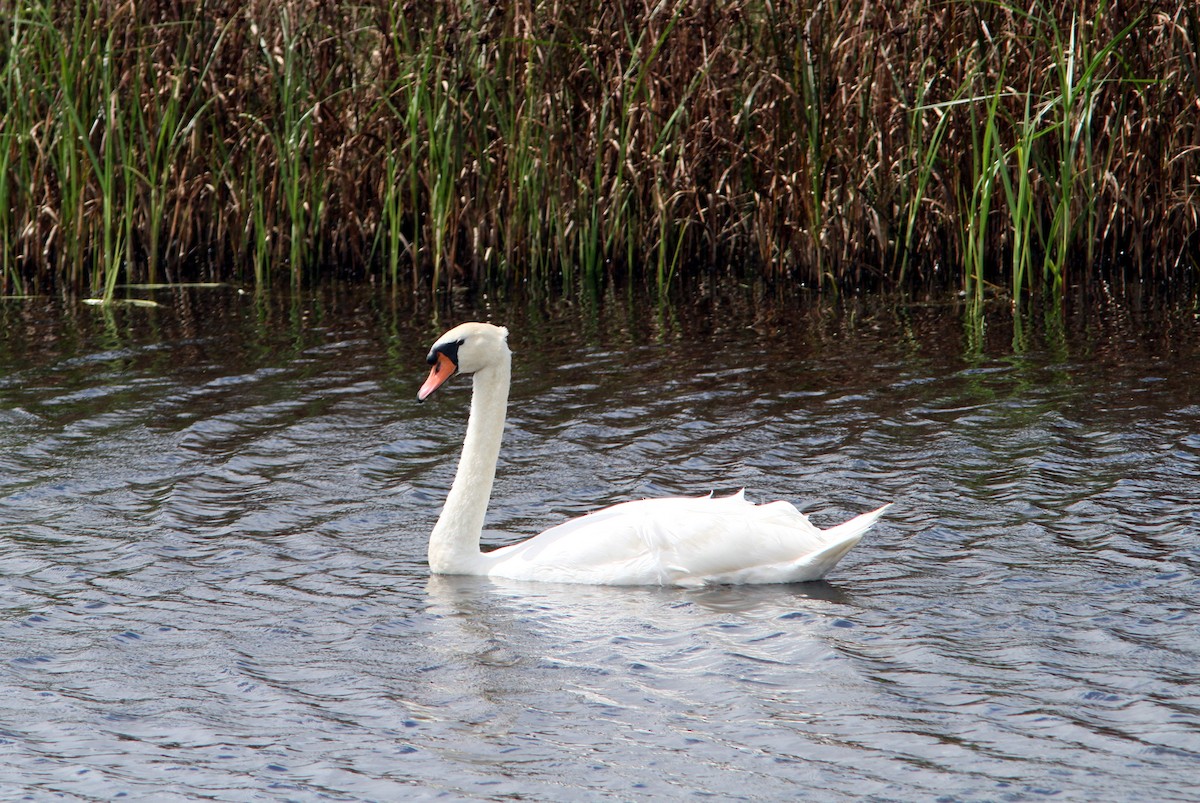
[1,285,1198,801]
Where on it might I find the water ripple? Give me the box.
[1,291,1198,799]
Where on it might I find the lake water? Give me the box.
[0,284,1197,800]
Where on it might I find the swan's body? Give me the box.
[418,322,889,587]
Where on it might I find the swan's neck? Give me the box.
[428,353,510,573]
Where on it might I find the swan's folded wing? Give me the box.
[482,494,881,586]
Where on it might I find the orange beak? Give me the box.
[418,352,457,401]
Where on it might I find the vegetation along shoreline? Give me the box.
[1,1,1197,301]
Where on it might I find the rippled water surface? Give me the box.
[1,286,1198,801]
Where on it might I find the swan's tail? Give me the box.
[792,503,892,581]
[821,503,892,543]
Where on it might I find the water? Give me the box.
[1,285,1198,801]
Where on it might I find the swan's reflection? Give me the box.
[414,574,862,768]
[426,573,853,618]
[420,573,858,688]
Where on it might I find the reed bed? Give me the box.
[1,0,1197,299]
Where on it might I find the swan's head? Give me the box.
[418,322,510,401]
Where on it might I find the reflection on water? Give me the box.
[1,284,1198,800]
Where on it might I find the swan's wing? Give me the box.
[483,493,886,586]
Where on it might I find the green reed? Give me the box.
[961,79,1004,306]
[268,6,316,283]
[376,142,407,287]
[995,87,1040,306]
[0,1,1194,298]
[0,5,22,292]
[1039,4,1143,288]
[892,48,966,286]
[97,24,129,302]
[377,5,422,288]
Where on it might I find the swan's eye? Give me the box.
[427,338,464,368]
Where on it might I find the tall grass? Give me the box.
[0,0,1196,298]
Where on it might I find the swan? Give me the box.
[417,321,889,586]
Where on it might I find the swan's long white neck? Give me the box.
[428,352,510,573]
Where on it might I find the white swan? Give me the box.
[417,322,889,586]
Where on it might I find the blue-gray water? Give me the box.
[1,286,1197,801]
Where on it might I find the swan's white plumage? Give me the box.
[479,492,888,586]
[419,322,889,587]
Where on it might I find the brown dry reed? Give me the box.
[1,0,1197,299]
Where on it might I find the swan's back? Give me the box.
[481,492,888,586]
